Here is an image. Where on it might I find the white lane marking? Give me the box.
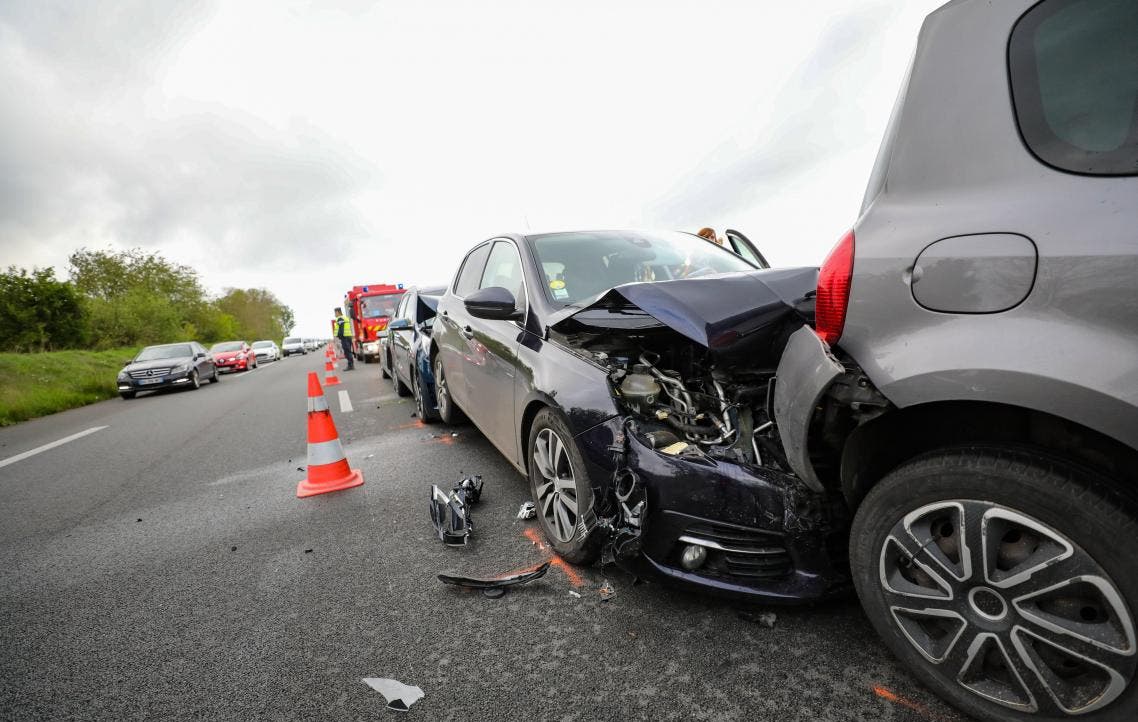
[0,426,108,470]
[228,366,259,380]
[338,390,354,413]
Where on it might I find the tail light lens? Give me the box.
[816,230,855,346]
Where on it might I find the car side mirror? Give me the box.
[465,286,523,321]
[194,352,206,359]
[388,318,412,331]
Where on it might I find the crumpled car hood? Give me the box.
[548,267,817,362]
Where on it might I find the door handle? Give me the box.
[461,325,475,339]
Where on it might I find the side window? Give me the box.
[479,241,527,314]
[454,243,492,297]
[395,294,409,321]
[1009,0,1138,175]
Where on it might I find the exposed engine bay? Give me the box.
[545,268,843,576]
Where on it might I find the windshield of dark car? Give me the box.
[252,341,273,348]
[360,294,400,318]
[529,230,755,305]
[136,344,193,361]
[210,342,244,352]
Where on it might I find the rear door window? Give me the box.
[1009,0,1138,175]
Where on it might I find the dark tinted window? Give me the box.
[454,243,491,297]
[1009,0,1138,175]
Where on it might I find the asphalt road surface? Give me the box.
[0,352,968,721]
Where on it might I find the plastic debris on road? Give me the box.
[599,580,616,601]
[516,501,536,520]
[437,561,551,599]
[568,590,581,599]
[429,475,483,546]
[362,677,424,712]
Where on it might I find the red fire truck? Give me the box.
[340,284,405,363]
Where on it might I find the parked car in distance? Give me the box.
[303,338,317,352]
[209,340,257,373]
[250,340,280,362]
[771,1,1138,719]
[380,284,446,421]
[281,337,306,357]
[431,230,843,601]
[117,342,218,399]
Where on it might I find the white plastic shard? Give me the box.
[362,677,424,712]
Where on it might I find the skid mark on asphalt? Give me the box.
[523,527,585,587]
[338,390,353,413]
[0,426,108,470]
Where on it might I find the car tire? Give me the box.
[433,355,466,424]
[189,370,200,390]
[850,446,1138,722]
[413,371,438,423]
[120,391,135,400]
[527,407,601,565]
[381,351,391,380]
[210,368,220,383]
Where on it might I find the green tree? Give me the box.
[68,248,208,349]
[0,266,86,351]
[217,288,294,341]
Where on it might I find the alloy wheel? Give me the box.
[532,428,579,544]
[413,374,426,418]
[879,500,1135,716]
[434,359,449,416]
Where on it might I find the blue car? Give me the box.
[380,285,446,421]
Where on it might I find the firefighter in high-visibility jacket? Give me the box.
[334,307,355,370]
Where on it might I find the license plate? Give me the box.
[139,377,162,385]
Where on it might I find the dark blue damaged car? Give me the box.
[380,285,447,421]
[431,230,849,602]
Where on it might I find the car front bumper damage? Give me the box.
[577,416,850,602]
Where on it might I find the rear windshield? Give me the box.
[1009,0,1138,175]
[136,344,192,361]
[210,342,244,352]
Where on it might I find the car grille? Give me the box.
[679,520,793,580]
[128,368,172,379]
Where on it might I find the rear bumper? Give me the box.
[772,326,845,492]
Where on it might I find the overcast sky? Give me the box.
[0,0,943,338]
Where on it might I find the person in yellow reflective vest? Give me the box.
[334,307,355,370]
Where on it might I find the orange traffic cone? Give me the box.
[324,359,341,386]
[298,372,363,498]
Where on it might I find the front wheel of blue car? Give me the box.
[412,371,437,423]
[527,408,600,564]
[433,355,465,425]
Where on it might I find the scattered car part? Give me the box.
[516,501,536,520]
[437,561,551,593]
[599,579,616,601]
[429,475,483,546]
[361,677,424,712]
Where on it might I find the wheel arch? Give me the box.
[841,400,1138,510]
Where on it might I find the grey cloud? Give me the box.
[651,1,900,226]
[0,0,379,272]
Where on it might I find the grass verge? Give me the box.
[0,348,138,426]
